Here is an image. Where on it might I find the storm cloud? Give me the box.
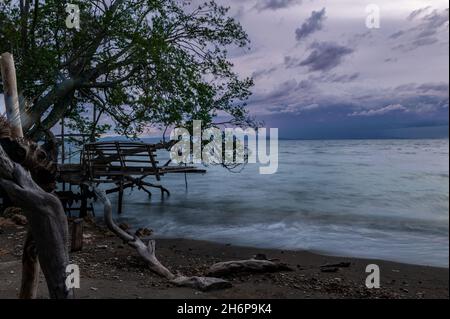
[349,104,408,117]
[391,7,449,51]
[256,0,302,11]
[295,8,327,41]
[298,42,354,72]
[203,0,449,139]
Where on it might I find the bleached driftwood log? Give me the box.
[93,187,232,291]
[208,258,292,277]
[0,145,72,299]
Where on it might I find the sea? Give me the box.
[94,139,449,268]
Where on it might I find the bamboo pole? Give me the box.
[0,52,23,138]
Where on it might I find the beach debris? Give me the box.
[2,207,22,218]
[11,214,27,226]
[254,253,268,260]
[119,223,130,232]
[320,262,351,269]
[172,276,232,292]
[135,227,153,238]
[320,262,351,273]
[321,267,339,273]
[207,258,293,277]
[0,217,15,227]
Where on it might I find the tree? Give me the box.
[0,0,260,299]
[0,0,254,140]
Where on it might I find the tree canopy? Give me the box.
[0,0,255,140]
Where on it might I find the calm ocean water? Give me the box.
[105,139,449,267]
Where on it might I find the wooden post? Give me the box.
[71,219,84,252]
[0,53,23,138]
[80,184,88,218]
[118,181,124,215]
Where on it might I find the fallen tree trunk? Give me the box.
[0,145,72,299]
[93,187,232,291]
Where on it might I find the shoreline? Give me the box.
[153,236,449,270]
[1,219,448,299]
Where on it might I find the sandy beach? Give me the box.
[0,217,448,299]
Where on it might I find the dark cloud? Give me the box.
[417,83,449,94]
[349,104,407,117]
[389,31,405,39]
[298,42,354,72]
[251,66,278,79]
[407,6,432,21]
[295,8,326,42]
[256,0,302,11]
[391,8,449,51]
[312,72,360,83]
[384,57,398,63]
[396,82,449,95]
[411,37,439,48]
[284,56,301,68]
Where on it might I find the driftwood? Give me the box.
[208,258,293,277]
[0,145,72,299]
[93,187,232,291]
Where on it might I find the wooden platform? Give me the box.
[57,141,205,183]
[56,141,206,216]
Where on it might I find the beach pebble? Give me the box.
[321,267,339,273]
[135,227,152,238]
[254,253,268,260]
[11,214,27,226]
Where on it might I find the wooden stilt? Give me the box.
[118,181,124,215]
[80,185,88,218]
[70,219,84,252]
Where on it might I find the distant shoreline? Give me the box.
[98,136,450,142]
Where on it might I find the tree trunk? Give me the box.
[0,145,72,299]
[19,231,40,299]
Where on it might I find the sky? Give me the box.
[218,0,449,139]
[1,0,449,139]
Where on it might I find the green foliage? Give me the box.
[0,0,255,139]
